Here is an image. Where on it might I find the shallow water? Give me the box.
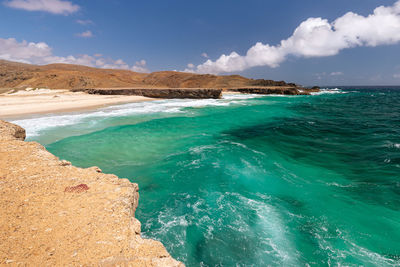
[15,88,400,266]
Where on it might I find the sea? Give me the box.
[11,87,400,266]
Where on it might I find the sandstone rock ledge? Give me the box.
[0,120,183,266]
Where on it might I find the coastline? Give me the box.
[0,120,183,266]
[0,89,155,118]
[0,86,316,118]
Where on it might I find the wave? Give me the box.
[222,93,264,100]
[265,94,294,97]
[386,142,400,149]
[389,143,400,149]
[11,97,250,137]
[141,191,298,265]
[326,182,355,188]
[311,88,347,95]
[312,220,399,266]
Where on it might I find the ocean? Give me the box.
[13,87,400,266]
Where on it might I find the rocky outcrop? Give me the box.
[0,120,26,141]
[0,120,183,266]
[226,87,302,95]
[72,88,222,99]
[249,79,297,87]
[72,86,320,98]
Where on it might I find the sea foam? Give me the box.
[12,96,256,137]
[311,88,346,95]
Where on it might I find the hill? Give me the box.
[0,60,296,89]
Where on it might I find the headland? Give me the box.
[0,120,183,266]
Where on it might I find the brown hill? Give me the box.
[0,60,295,90]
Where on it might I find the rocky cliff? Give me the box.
[72,88,222,99]
[226,87,300,95]
[0,120,183,266]
[226,87,317,95]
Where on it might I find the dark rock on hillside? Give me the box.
[72,88,222,99]
[227,87,301,95]
[250,79,288,87]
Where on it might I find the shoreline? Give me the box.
[0,89,156,119]
[0,86,316,118]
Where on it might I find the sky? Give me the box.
[1,0,400,86]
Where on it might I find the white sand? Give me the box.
[0,89,154,118]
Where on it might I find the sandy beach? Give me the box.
[0,89,154,118]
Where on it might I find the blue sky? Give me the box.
[1,0,400,85]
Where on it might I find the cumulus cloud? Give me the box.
[4,0,79,15]
[191,0,400,74]
[131,59,149,73]
[0,38,52,63]
[0,37,149,72]
[76,30,94,38]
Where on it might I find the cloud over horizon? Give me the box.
[4,0,79,15]
[131,59,149,73]
[187,1,400,74]
[0,37,150,72]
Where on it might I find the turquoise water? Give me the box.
[16,88,400,266]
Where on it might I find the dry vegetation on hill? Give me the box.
[0,60,296,90]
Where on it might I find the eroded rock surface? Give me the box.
[0,120,183,266]
[227,87,301,95]
[0,120,26,141]
[72,88,222,99]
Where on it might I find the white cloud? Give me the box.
[201,52,209,58]
[0,38,52,63]
[76,30,94,38]
[0,37,149,72]
[76,19,93,25]
[183,63,196,73]
[192,0,400,74]
[4,0,79,15]
[393,73,400,78]
[131,59,149,73]
[330,71,344,76]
